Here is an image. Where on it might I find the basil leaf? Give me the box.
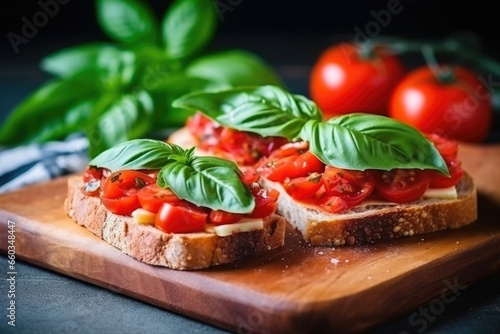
[40,43,122,78]
[87,90,155,157]
[162,0,216,59]
[300,114,449,175]
[158,156,255,214]
[173,85,322,139]
[90,139,185,171]
[186,50,283,90]
[0,73,100,145]
[96,0,159,46]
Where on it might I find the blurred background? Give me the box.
[1,0,499,127]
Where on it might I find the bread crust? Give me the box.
[64,176,286,270]
[261,174,477,246]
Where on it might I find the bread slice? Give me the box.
[260,174,477,246]
[64,176,286,270]
[169,127,478,246]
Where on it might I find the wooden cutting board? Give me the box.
[1,143,500,333]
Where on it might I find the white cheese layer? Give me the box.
[205,218,264,237]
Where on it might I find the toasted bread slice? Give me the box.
[260,174,477,246]
[64,176,286,270]
[169,127,478,246]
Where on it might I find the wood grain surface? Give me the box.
[1,144,500,334]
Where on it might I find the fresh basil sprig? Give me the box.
[174,85,449,175]
[173,85,322,139]
[90,140,255,214]
[300,116,449,174]
[0,0,281,157]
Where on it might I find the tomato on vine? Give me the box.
[309,42,405,118]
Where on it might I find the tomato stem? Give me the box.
[421,45,455,84]
[358,41,376,60]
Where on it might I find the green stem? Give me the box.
[421,45,455,83]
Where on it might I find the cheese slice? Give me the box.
[422,186,458,199]
[205,218,264,237]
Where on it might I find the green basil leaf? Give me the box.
[158,156,255,214]
[40,43,122,78]
[87,90,155,157]
[96,0,159,46]
[0,73,101,145]
[90,139,185,171]
[185,50,283,90]
[300,114,449,175]
[162,0,217,59]
[173,85,322,139]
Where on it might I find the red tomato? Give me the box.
[187,112,287,165]
[283,173,323,200]
[310,42,405,117]
[137,184,181,213]
[208,211,244,225]
[255,143,324,183]
[83,166,103,183]
[389,66,492,142]
[248,183,279,218]
[155,201,208,233]
[429,159,464,188]
[316,194,349,214]
[100,170,155,215]
[323,166,375,207]
[372,169,431,203]
[186,112,222,148]
[81,166,103,196]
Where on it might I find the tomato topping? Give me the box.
[248,182,279,218]
[209,210,244,225]
[316,194,349,214]
[83,166,103,183]
[322,166,375,207]
[100,170,155,215]
[372,169,431,203]
[187,112,287,165]
[155,201,208,233]
[283,173,323,200]
[137,184,181,213]
[429,159,464,188]
[255,142,324,182]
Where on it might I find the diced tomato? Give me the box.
[155,201,208,233]
[255,143,325,182]
[83,166,103,183]
[323,166,375,207]
[429,159,464,188]
[283,173,323,200]
[240,168,260,185]
[248,183,279,218]
[372,169,431,203]
[425,133,459,161]
[316,194,349,213]
[100,170,155,215]
[137,184,181,213]
[186,112,222,148]
[209,210,244,225]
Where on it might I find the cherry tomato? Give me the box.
[310,42,405,117]
[389,66,492,142]
[283,173,323,200]
[81,166,104,196]
[155,201,208,233]
[255,143,324,182]
[248,183,279,218]
[137,184,181,213]
[372,169,431,203]
[316,194,349,214]
[83,166,103,183]
[428,159,464,188]
[323,166,375,207]
[100,170,155,215]
[208,210,244,225]
[425,133,458,161]
[187,112,287,165]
